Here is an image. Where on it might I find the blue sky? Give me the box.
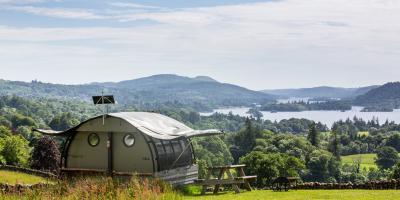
[0,0,399,90]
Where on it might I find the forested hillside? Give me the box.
[0,74,274,112]
[262,85,378,99]
[354,82,400,111]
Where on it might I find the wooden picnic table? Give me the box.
[195,164,257,195]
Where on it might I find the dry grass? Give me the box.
[0,176,182,200]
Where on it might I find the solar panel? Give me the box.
[92,95,115,105]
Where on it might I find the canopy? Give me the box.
[34,112,223,140]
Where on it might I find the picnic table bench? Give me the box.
[194,164,257,195]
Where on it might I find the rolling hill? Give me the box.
[354,82,400,110]
[0,74,274,111]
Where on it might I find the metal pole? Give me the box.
[102,90,105,125]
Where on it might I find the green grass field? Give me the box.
[342,154,377,170]
[0,170,54,185]
[183,190,400,200]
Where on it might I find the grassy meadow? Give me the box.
[0,170,55,185]
[342,154,378,170]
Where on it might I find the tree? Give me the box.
[386,132,400,151]
[307,122,320,147]
[240,151,304,187]
[392,162,400,179]
[192,136,233,166]
[376,147,399,169]
[0,126,12,138]
[0,135,30,166]
[306,150,331,182]
[247,108,263,121]
[30,136,61,173]
[329,129,341,158]
[231,118,258,163]
[0,141,5,164]
[49,113,80,131]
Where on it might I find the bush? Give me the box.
[375,146,399,169]
[392,162,400,179]
[30,136,61,173]
[240,151,304,187]
[0,135,30,166]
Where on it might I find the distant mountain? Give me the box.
[354,82,400,110]
[0,74,274,111]
[261,85,378,99]
[92,74,275,109]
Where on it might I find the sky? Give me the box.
[0,0,399,90]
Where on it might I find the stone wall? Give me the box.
[295,180,400,190]
[0,165,57,179]
[0,165,57,193]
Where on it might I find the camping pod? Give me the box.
[35,112,222,185]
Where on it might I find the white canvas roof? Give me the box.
[35,112,222,140]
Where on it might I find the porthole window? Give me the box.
[88,133,100,147]
[123,133,135,147]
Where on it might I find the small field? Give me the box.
[342,154,377,170]
[0,170,54,185]
[183,190,400,200]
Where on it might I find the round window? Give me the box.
[88,133,100,147]
[123,133,135,147]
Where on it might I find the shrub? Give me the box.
[30,136,61,173]
[0,134,30,166]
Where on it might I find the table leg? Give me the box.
[202,169,212,195]
[226,169,240,193]
[213,168,226,194]
[239,167,252,191]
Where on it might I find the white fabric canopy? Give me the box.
[34,112,223,140]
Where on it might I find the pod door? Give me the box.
[66,132,108,170]
[112,132,154,173]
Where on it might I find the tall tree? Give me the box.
[231,118,258,163]
[308,122,320,147]
[329,130,341,159]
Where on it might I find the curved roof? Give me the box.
[34,112,222,140]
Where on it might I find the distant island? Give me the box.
[259,101,352,112]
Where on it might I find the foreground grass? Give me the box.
[183,189,400,200]
[342,154,377,170]
[0,170,54,185]
[1,176,182,200]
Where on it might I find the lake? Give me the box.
[200,106,400,128]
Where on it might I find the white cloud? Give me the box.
[109,2,160,9]
[3,6,104,19]
[0,0,59,5]
[0,0,400,88]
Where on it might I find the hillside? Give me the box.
[354,82,400,111]
[0,75,274,111]
[262,85,378,99]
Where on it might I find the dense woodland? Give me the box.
[260,100,352,112]
[1,95,400,188]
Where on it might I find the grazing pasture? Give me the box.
[342,154,378,170]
